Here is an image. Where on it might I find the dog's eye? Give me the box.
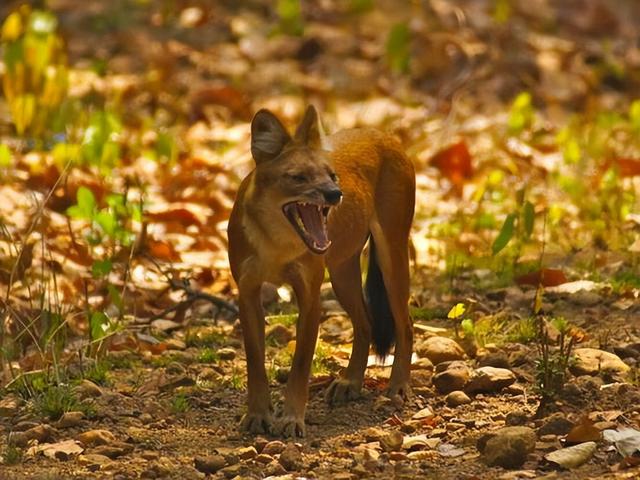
[288,173,307,182]
[329,172,338,182]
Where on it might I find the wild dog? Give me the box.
[228,105,415,437]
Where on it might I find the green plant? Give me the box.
[197,348,219,364]
[33,384,81,420]
[277,0,304,36]
[535,317,577,404]
[508,317,538,344]
[492,191,536,260]
[170,393,190,414]
[226,368,246,390]
[2,444,23,465]
[1,6,68,137]
[386,22,411,74]
[266,314,297,328]
[507,92,534,135]
[82,360,110,386]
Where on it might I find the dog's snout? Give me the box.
[323,188,343,205]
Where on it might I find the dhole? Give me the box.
[228,106,415,437]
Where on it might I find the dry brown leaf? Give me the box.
[516,268,568,287]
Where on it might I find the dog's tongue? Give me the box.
[298,204,329,248]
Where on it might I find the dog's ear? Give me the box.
[251,109,292,164]
[294,105,332,151]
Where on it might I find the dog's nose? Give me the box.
[323,188,342,205]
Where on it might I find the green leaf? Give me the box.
[91,259,112,278]
[277,0,304,35]
[95,210,117,237]
[630,99,640,133]
[523,201,535,238]
[78,186,96,216]
[67,186,96,219]
[461,318,475,336]
[89,311,110,341]
[492,213,517,255]
[507,92,533,135]
[386,23,411,74]
[0,144,12,167]
[108,284,123,312]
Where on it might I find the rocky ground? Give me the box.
[1,0,640,478]
[1,277,640,479]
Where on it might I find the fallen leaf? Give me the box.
[516,268,568,287]
[603,428,640,457]
[430,140,473,194]
[545,442,596,469]
[565,416,601,445]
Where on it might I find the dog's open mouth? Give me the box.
[282,202,331,254]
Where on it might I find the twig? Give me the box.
[144,254,238,317]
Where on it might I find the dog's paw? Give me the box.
[240,411,273,435]
[325,378,362,405]
[387,381,411,407]
[274,415,306,438]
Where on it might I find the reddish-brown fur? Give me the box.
[228,106,415,437]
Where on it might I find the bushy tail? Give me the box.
[365,237,395,357]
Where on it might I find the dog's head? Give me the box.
[250,106,341,254]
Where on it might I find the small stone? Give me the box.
[412,407,434,420]
[389,451,408,461]
[140,413,154,424]
[478,426,537,469]
[266,324,293,346]
[477,351,511,369]
[537,413,574,436]
[78,453,111,471]
[432,361,471,394]
[446,422,465,431]
[55,411,85,429]
[445,390,471,407]
[219,463,243,479]
[407,450,438,461]
[255,453,273,464]
[141,450,160,460]
[151,319,181,332]
[75,379,103,398]
[373,395,394,412]
[505,411,529,426]
[90,442,133,459]
[194,455,226,474]
[416,336,466,365]
[265,460,287,476]
[539,434,557,443]
[77,429,116,447]
[410,369,432,388]
[10,424,55,447]
[262,440,286,455]
[570,348,630,376]
[380,431,404,452]
[165,361,186,375]
[254,436,269,453]
[465,367,516,393]
[165,338,186,350]
[217,347,236,360]
[236,446,257,460]
[278,443,302,471]
[412,357,434,370]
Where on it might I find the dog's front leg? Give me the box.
[238,280,272,434]
[276,259,324,437]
